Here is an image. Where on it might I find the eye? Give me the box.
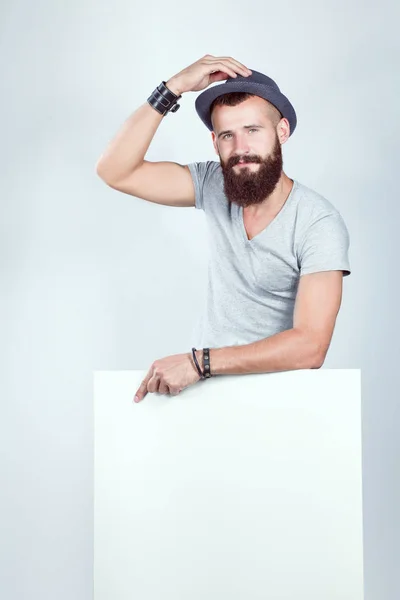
[221,129,258,140]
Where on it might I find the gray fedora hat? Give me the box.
[194,69,297,136]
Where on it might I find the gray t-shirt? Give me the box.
[187,160,351,349]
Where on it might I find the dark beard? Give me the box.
[220,135,283,208]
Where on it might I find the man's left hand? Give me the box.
[134,351,202,403]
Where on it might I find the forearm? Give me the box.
[198,328,323,376]
[95,77,181,183]
[95,102,164,182]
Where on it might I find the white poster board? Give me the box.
[94,369,363,600]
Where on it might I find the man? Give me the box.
[95,55,351,402]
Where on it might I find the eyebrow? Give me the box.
[217,124,264,139]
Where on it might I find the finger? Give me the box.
[207,57,251,78]
[147,372,161,394]
[209,71,233,84]
[215,61,249,77]
[134,368,154,403]
[204,54,249,73]
[208,61,238,79]
[218,56,252,76]
[169,387,182,397]
[158,380,170,395]
[203,57,237,78]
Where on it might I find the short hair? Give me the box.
[210,92,283,129]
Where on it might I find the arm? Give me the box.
[95,56,251,207]
[95,92,196,207]
[201,270,343,375]
[133,270,344,402]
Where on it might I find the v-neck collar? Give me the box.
[236,179,297,246]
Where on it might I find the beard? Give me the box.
[219,134,283,208]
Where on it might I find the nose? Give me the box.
[232,133,251,157]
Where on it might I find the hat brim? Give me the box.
[194,81,297,136]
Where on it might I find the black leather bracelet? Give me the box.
[147,81,182,116]
[203,347,212,378]
[191,347,212,380]
[192,348,204,379]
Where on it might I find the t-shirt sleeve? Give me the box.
[187,161,218,211]
[297,211,351,277]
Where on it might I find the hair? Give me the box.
[210,92,283,129]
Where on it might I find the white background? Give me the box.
[1,1,399,599]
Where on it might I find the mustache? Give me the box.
[229,155,262,167]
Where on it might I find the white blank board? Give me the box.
[94,369,363,600]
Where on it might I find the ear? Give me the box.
[211,131,219,155]
[278,118,291,145]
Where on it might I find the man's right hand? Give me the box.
[166,55,252,96]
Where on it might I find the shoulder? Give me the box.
[187,160,222,182]
[293,180,343,220]
[292,180,350,246]
[186,161,224,211]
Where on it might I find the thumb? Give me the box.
[209,71,234,84]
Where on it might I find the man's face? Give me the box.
[211,97,283,208]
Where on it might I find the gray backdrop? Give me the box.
[1,1,399,598]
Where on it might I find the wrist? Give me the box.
[190,348,204,379]
[147,80,182,116]
[190,347,213,380]
[165,78,184,96]
[197,349,204,370]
